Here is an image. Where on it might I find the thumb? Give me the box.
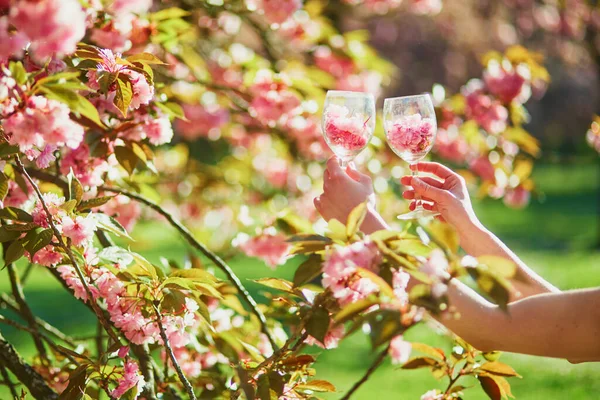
[412,177,449,203]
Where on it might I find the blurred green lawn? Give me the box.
[1,161,599,399]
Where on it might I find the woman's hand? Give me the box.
[314,157,387,234]
[401,162,479,233]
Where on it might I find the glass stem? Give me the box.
[411,164,422,210]
[340,159,348,169]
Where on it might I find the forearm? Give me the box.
[457,219,559,299]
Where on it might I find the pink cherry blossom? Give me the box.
[305,323,345,349]
[10,0,86,61]
[323,104,371,154]
[35,145,57,169]
[238,232,291,268]
[420,389,443,400]
[121,69,154,109]
[111,359,145,399]
[392,268,410,305]
[420,249,450,281]
[175,103,230,140]
[0,16,27,60]
[121,112,174,145]
[60,144,110,188]
[250,0,302,25]
[389,335,412,364]
[109,0,152,15]
[249,70,301,126]
[90,16,134,52]
[62,215,97,246]
[469,155,496,182]
[29,245,62,267]
[57,265,91,301]
[503,186,531,209]
[484,62,531,104]
[336,71,383,99]
[287,115,328,161]
[314,46,355,78]
[386,114,436,159]
[434,129,470,164]
[117,346,130,359]
[4,96,84,153]
[4,180,33,208]
[32,193,65,228]
[410,0,443,15]
[463,82,509,134]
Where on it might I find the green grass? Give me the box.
[1,161,599,399]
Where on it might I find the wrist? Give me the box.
[456,216,488,247]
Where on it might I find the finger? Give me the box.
[412,162,457,180]
[402,190,435,203]
[346,165,372,185]
[324,169,331,181]
[326,156,344,177]
[401,176,444,188]
[314,196,322,213]
[412,177,449,203]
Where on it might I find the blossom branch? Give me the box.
[151,303,197,400]
[13,156,122,346]
[100,185,279,351]
[0,332,59,400]
[5,261,49,364]
[340,345,390,400]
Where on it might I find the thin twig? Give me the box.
[0,363,18,398]
[0,293,77,347]
[100,185,278,351]
[152,303,197,400]
[19,262,34,285]
[0,332,59,399]
[13,155,121,346]
[340,345,390,400]
[6,262,49,364]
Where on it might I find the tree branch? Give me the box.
[13,155,121,346]
[152,303,196,400]
[0,363,19,398]
[100,185,279,351]
[0,332,59,400]
[130,344,157,400]
[339,345,390,400]
[5,262,49,364]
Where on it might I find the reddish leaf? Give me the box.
[479,375,502,400]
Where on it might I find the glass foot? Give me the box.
[396,209,439,220]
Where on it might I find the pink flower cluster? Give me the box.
[238,232,291,268]
[463,81,509,135]
[111,359,146,399]
[3,0,86,61]
[587,119,600,153]
[434,128,470,164]
[386,114,436,157]
[305,323,345,349]
[121,111,174,146]
[90,0,152,52]
[175,103,230,141]
[388,335,412,364]
[483,62,531,104]
[323,104,370,154]
[3,96,84,163]
[286,116,328,161]
[420,249,449,299]
[420,389,443,400]
[249,0,302,25]
[322,240,382,306]
[410,0,443,15]
[314,47,355,79]
[169,347,221,378]
[503,186,530,209]
[249,70,301,127]
[86,49,154,113]
[60,144,110,188]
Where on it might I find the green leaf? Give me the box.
[355,267,395,299]
[169,268,218,284]
[93,213,132,240]
[4,240,24,265]
[114,77,133,117]
[305,306,330,344]
[9,61,27,85]
[253,278,295,293]
[346,202,368,238]
[0,143,20,157]
[155,101,187,120]
[77,196,114,211]
[24,228,53,256]
[60,199,78,213]
[0,227,21,242]
[149,7,190,21]
[478,256,517,279]
[67,171,84,204]
[58,364,90,400]
[369,310,404,348]
[478,375,503,400]
[39,86,105,129]
[391,239,432,258]
[126,53,166,65]
[334,296,379,324]
[114,146,141,175]
[410,342,446,361]
[293,254,322,287]
[296,380,336,393]
[0,207,33,222]
[98,246,134,266]
[34,71,81,86]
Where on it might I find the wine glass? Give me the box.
[383,94,438,220]
[322,90,376,167]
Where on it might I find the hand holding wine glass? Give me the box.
[383,94,438,220]
[322,90,376,167]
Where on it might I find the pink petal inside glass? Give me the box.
[387,114,436,162]
[323,104,370,158]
